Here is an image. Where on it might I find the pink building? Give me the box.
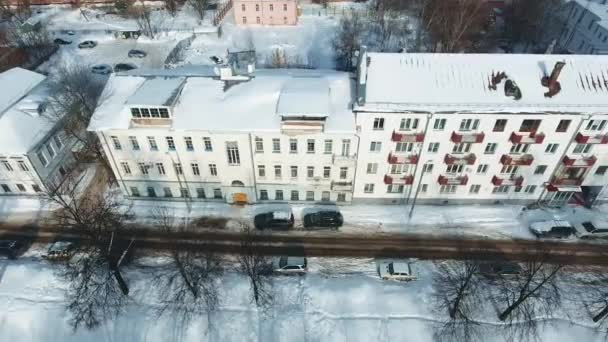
[233,0,298,25]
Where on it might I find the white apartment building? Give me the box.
[88,67,357,204]
[558,0,608,54]
[0,68,76,196]
[353,52,608,205]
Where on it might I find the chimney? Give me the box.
[541,61,566,98]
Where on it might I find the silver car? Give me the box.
[378,260,416,281]
[273,256,307,274]
[91,64,112,75]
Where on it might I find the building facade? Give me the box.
[233,0,298,25]
[558,0,608,54]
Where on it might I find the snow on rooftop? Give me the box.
[87,75,147,131]
[0,68,46,117]
[125,77,185,107]
[358,52,608,114]
[277,77,330,117]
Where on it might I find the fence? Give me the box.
[299,5,371,18]
[213,0,233,26]
[164,34,196,66]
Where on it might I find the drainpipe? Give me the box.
[100,131,128,196]
[350,130,361,203]
[247,133,259,203]
[405,112,433,205]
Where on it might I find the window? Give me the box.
[289,139,298,153]
[307,166,314,178]
[53,136,63,150]
[110,136,121,150]
[164,187,173,198]
[259,190,269,200]
[121,162,131,175]
[323,166,331,178]
[396,142,414,152]
[367,163,378,174]
[256,3,259,11]
[434,118,446,130]
[139,162,149,175]
[272,138,281,153]
[283,3,287,10]
[524,185,537,194]
[291,190,299,201]
[341,140,351,156]
[203,137,213,151]
[166,137,175,151]
[290,166,298,178]
[275,190,284,200]
[428,142,440,153]
[387,184,404,193]
[156,162,166,175]
[492,185,510,193]
[534,165,547,175]
[446,164,464,174]
[258,165,266,177]
[340,167,348,179]
[306,191,315,201]
[373,118,385,130]
[440,185,457,194]
[148,137,158,151]
[159,108,169,118]
[500,165,519,175]
[241,3,245,10]
[192,163,200,176]
[147,187,157,197]
[150,108,160,118]
[470,184,481,194]
[130,187,140,197]
[197,188,206,198]
[400,118,419,131]
[184,137,194,151]
[16,184,26,192]
[242,17,246,24]
[129,136,140,150]
[364,184,375,193]
[324,140,333,154]
[586,120,607,131]
[1,184,10,193]
[556,120,571,132]
[274,165,282,178]
[452,142,471,154]
[420,184,428,193]
[422,163,433,173]
[37,151,47,167]
[573,143,592,154]
[17,161,28,172]
[209,164,218,176]
[477,164,488,174]
[131,108,141,118]
[256,17,260,24]
[337,193,346,202]
[493,119,507,132]
[181,188,190,198]
[213,188,222,199]
[370,141,382,152]
[519,119,541,132]
[390,164,409,174]
[2,161,12,171]
[459,119,479,131]
[595,166,608,175]
[322,191,330,201]
[59,167,66,177]
[307,139,315,153]
[174,163,183,175]
[226,142,240,165]
[255,137,264,152]
[545,143,559,153]
[484,143,497,154]
[510,143,529,154]
[269,3,273,11]
[141,108,151,118]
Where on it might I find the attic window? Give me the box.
[131,108,141,118]
[141,108,150,118]
[150,108,160,118]
[159,108,169,118]
[130,107,171,119]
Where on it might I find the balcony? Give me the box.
[491,175,524,187]
[331,181,353,191]
[332,154,357,166]
[437,174,469,186]
[387,152,418,164]
[444,153,476,165]
[575,132,608,144]
[500,154,534,166]
[450,131,485,143]
[391,131,425,143]
[550,176,584,186]
[384,174,414,185]
[509,131,545,144]
[562,155,597,167]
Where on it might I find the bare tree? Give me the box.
[238,224,273,309]
[370,0,412,52]
[432,260,484,342]
[0,0,54,61]
[568,266,608,336]
[333,9,364,71]
[503,0,567,52]
[188,0,208,21]
[134,4,166,39]
[165,0,179,17]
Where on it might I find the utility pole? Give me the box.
[409,160,431,219]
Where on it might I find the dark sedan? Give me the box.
[303,210,343,229]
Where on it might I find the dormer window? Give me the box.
[159,108,169,118]
[130,107,171,119]
[150,108,160,117]
[131,108,141,118]
[141,108,150,117]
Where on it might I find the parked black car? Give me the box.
[53,38,72,45]
[114,63,137,72]
[0,240,22,259]
[254,210,294,230]
[479,262,522,279]
[303,210,343,229]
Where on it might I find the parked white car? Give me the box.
[273,256,307,274]
[378,260,416,281]
[573,220,608,239]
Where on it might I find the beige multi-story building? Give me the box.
[233,0,298,25]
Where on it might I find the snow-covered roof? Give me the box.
[0,68,52,155]
[125,77,186,107]
[356,52,608,114]
[571,0,608,29]
[88,69,355,133]
[277,77,330,118]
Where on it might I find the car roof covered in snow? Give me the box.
[356,52,608,114]
[530,220,573,232]
[87,69,355,133]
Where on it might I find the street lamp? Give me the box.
[408,159,432,219]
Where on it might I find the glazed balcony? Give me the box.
[384,174,414,185]
[562,155,597,167]
[550,176,584,186]
[500,154,534,166]
[491,175,524,187]
[391,130,425,143]
[437,174,469,186]
[444,153,476,165]
[331,181,353,191]
[575,132,608,144]
[509,131,545,144]
[450,131,485,143]
[387,152,419,164]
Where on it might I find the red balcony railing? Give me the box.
[384,174,414,185]
[437,174,469,186]
[500,154,534,166]
[387,153,419,164]
[575,132,608,144]
[550,176,584,186]
[391,130,425,143]
[450,131,485,143]
[491,175,524,187]
[509,131,545,144]
[444,153,476,165]
[562,155,597,167]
